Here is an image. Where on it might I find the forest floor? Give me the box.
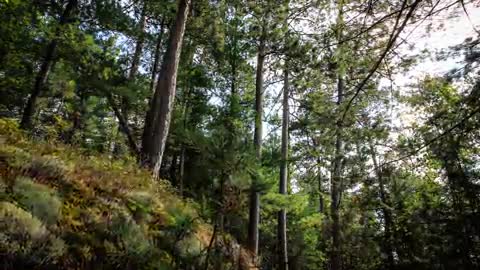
[0,118,255,270]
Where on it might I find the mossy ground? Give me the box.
[0,118,253,270]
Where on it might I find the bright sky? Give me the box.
[400,2,480,78]
[386,2,480,131]
[370,1,480,132]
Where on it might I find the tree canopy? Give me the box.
[0,0,479,269]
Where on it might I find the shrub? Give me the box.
[110,212,152,256]
[126,191,154,223]
[176,234,203,259]
[13,176,62,225]
[0,118,23,143]
[0,201,66,266]
[0,123,250,269]
[0,145,32,170]
[23,157,65,181]
[104,211,171,268]
[0,176,8,201]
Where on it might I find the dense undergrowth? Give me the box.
[0,118,253,270]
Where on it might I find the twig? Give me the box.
[340,0,421,123]
[378,107,480,169]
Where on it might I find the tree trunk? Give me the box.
[278,57,289,270]
[107,94,140,156]
[177,85,189,196]
[330,3,345,269]
[177,43,195,196]
[169,154,178,183]
[20,0,78,129]
[178,147,185,195]
[330,75,344,270]
[317,157,324,213]
[253,37,265,162]
[178,89,190,196]
[128,5,147,82]
[64,89,86,144]
[247,34,265,257]
[140,0,191,179]
[112,3,147,156]
[433,136,475,268]
[149,19,166,94]
[369,140,395,270]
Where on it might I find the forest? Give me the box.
[0,0,479,269]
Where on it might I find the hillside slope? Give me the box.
[0,119,254,270]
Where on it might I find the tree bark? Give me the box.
[149,19,166,94]
[369,140,395,270]
[177,91,188,196]
[330,4,345,269]
[247,33,265,257]
[177,43,195,195]
[330,76,344,270]
[128,5,147,82]
[107,94,140,156]
[278,57,289,270]
[20,0,78,129]
[178,147,185,195]
[317,157,324,213]
[433,135,475,268]
[140,0,191,180]
[64,89,86,144]
[169,154,178,183]
[253,37,265,161]
[112,3,147,157]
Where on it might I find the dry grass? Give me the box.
[0,118,255,270]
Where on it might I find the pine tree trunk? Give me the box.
[247,35,265,257]
[128,5,147,82]
[369,140,395,269]
[433,136,475,268]
[317,157,324,213]
[149,20,166,94]
[253,38,265,163]
[64,89,86,144]
[330,75,344,270]
[141,0,191,180]
[177,43,195,195]
[178,93,188,196]
[278,58,289,270]
[112,3,147,157]
[330,3,345,269]
[178,147,185,195]
[107,94,139,156]
[20,0,77,129]
[169,154,178,183]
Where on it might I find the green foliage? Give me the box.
[13,176,62,225]
[126,191,155,223]
[0,124,252,269]
[23,157,66,182]
[0,201,66,266]
[1,0,480,269]
[107,212,155,260]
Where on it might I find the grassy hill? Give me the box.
[0,118,254,270]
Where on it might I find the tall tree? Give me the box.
[141,0,191,179]
[369,137,395,269]
[278,51,290,270]
[127,2,147,82]
[247,23,265,258]
[330,2,345,269]
[20,0,78,129]
[278,3,290,268]
[149,19,167,94]
[111,1,148,156]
